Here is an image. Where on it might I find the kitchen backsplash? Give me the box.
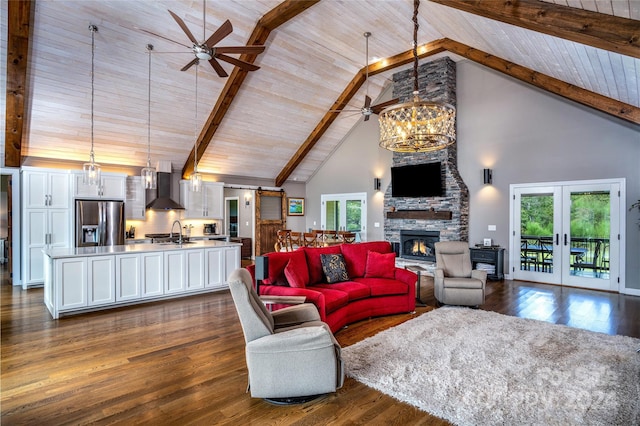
[125,210,223,239]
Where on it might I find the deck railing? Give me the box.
[520,235,609,275]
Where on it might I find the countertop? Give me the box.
[43,240,242,259]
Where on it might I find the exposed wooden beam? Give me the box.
[441,39,640,124]
[429,0,640,59]
[181,0,320,179]
[5,0,32,168]
[274,39,448,187]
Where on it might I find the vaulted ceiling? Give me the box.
[3,0,639,186]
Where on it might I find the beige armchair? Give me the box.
[434,241,487,307]
[228,268,344,403]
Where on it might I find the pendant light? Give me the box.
[378,0,456,152]
[83,24,102,185]
[190,61,202,192]
[141,44,157,189]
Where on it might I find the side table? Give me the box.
[404,265,427,307]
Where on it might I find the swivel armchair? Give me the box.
[228,268,344,403]
[434,241,487,307]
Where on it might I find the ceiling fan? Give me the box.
[332,32,399,121]
[150,1,265,77]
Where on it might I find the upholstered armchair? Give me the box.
[228,268,344,402]
[434,241,487,307]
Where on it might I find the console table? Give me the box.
[469,247,505,281]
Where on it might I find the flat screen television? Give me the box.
[391,162,443,197]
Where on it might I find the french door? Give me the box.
[511,180,623,292]
[320,193,367,241]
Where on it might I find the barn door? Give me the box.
[255,189,287,256]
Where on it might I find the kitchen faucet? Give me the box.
[170,220,183,244]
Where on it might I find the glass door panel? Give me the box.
[513,187,562,284]
[321,193,367,241]
[562,184,619,291]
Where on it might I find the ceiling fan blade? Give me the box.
[180,57,199,72]
[215,54,260,71]
[364,114,371,122]
[329,108,362,113]
[214,45,266,54]
[168,10,198,45]
[364,95,372,109]
[204,19,233,48]
[209,58,229,77]
[134,26,191,49]
[371,98,400,114]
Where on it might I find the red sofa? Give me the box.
[246,241,417,333]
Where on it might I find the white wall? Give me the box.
[305,59,640,290]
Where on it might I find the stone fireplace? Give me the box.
[384,58,469,261]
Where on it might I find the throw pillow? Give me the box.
[284,250,309,288]
[320,253,350,283]
[364,250,396,279]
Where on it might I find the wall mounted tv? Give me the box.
[391,162,443,197]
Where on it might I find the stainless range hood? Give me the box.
[146,172,184,210]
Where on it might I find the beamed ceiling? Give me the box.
[3,0,639,186]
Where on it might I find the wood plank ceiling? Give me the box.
[2,0,639,184]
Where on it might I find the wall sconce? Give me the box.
[374,177,382,191]
[244,192,252,206]
[483,168,493,185]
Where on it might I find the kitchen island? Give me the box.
[43,240,241,319]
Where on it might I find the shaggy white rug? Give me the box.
[342,307,640,425]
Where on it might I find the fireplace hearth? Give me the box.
[400,230,440,262]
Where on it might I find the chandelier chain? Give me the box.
[413,0,419,93]
[90,25,96,161]
[147,45,152,164]
[194,63,199,174]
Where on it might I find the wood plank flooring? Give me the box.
[2,268,639,425]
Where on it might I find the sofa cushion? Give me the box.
[262,251,297,286]
[340,241,393,278]
[308,286,349,314]
[313,281,370,302]
[364,250,396,279]
[304,245,343,284]
[284,250,309,288]
[321,253,350,283]
[355,277,409,297]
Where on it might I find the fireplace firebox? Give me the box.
[400,230,440,262]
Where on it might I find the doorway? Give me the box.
[226,198,239,238]
[320,192,367,242]
[0,168,21,286]
[510,179,624,292]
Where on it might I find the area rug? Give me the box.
[342,307,640,425]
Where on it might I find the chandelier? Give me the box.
[141,44,157,189]
[82,25,102,185]
[378,0,456,152]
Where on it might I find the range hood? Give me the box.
[146,172,184,210]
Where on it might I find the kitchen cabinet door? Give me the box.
[205,248,223,288]
[141,252,164,297]
[23,169,70,209]
[88,256,115,306]
[116,254,141,301]
[73,172,126,200]
[203,182,224,219]
[164,251,185,294]
[185,249,205,291]
[224,246,241,282]
[56,258,88,310]
[22,208,70,286]
[125,176,146,220]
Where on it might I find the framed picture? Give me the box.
[287,197,305,216]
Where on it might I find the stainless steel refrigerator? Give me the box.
[75,200,125,247]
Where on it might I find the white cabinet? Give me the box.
[205,249,223,288]
[88,256,115,306]
[224,246,241,281]
[164,250,186,294]
[180,181,224,219]
[125,176,146,220]
[22,168,71,287]
[73,172,126,200]
[56,258,87,310]
[22,168,70,208]
[141,252,164,297]
[185,249,205,291]
[116,254,141,301]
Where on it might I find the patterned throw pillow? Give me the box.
[320,253,350,283]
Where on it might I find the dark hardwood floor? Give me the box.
[2,265,639,425]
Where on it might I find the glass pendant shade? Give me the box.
[83,155,102,186]
[379,92,456,152]
[190,171,202,192]
[141,161,157,189]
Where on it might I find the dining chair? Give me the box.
[276,229,292,252]
[303,232,319,247]
[289,231,302,250]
